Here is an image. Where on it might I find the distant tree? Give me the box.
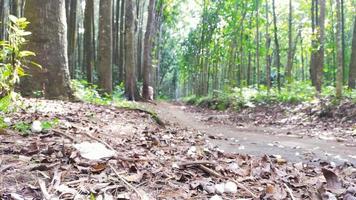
[349,16,356,89]
[143,0,156,100]
[21,0,73,99]
[314,0,326,92]
[84,0,95,83]
[272,0,281,91]
[98,0,113,94]
[336,0,343,97]
[124,0,137,100]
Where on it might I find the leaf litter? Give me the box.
[0,98,355,199]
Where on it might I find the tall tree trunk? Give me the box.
[21,0,73,99]
[286,0,293,83]
[272,0,281,91]
[0,0,9,40]
[84,0,94,83]
[124,0,137,100]
[118,0,125,83]
[98,0,113,94]
[68,0,77,78]
[265,0,271,90]
[336,0,343,98]
[349,16,356,89]
[310,0,317,86]
[143,0,156,100]
[315,0,325,92]
[256,0,260,88]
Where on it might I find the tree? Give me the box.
[21,0,72,99]
[98,0,113,94]
[142,0,156,100]
[84,0,95,83]
[272,0,281,91]
[335,0,343,98]
[349,16,356,89]
[67,0,77,78]
[286,0,293,83]
[314,0,326,92]
[124,0,137,100]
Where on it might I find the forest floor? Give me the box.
[0,98,355,199]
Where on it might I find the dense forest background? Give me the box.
[0,0,355,102]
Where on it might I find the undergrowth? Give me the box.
[182,81,356,110]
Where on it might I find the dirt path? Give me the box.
[151,102,356,164]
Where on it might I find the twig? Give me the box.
[229,179,258,199]
[109,164,144,199]
[52,129,77,142]
[179,160,217,167]
[198,164,224,178]
[37,178,52,200]
[284,183,296,200]
[81,131,116,152]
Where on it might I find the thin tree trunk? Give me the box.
[315,0,325,92]
[256,0,260,89]
[124,0,137,100]
[68,0,77,79]
[265,0,271,90]
[98,0,113,93]
[336,0,343,98]
[272,0,281,91]
[118,0,125,83]
[84,0,94,83]
[143,0,156,100]
[286,0,293,83]
[348,16,356,89]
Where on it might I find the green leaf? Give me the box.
[19,50,36,57]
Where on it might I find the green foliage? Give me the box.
[41,118,59,131]
[13,122,31,135]
[0,15,39,112]
[71,80,112,105]
[183,82,356,110]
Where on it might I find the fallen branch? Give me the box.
[179,160,217,167]
[198,164,224,178]
[37,178,53,200]
[109,164,144,199]
[284,183,296,200]
[52,129,77,142]
[230,179,258,199]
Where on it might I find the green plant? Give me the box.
[41,118,59,131]
[0,15,39,112]
[13,122,31,135]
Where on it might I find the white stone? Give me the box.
[3,117,11,125]
[224,181,237,193]
[74,142,116,160]
[31,120,42,133]
[214,183,225,194]
[209,195,223,200]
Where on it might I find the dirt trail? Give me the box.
[151,102,356,164]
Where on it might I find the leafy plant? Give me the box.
[13,122,31,135]
[41,118,59,131]
[0,15,40,112]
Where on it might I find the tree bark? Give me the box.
[21,0,73,99]
[124,0,137,100]
[118,0,125,83]
[286,0,293,83]
[315,0,326,92]
[272,0,281,91]
[335,0,343,97]
[142,0,156,100]
[98,0,113,94]
[67,0,77,79]
[265,0,271,90]
[349,16,356,89]
[84,0,94,83]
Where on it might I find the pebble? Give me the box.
[224,181,237,193]
[31,120,42,133]
[214,183,225,194]
[209,195,223,200]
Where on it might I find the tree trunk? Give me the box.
[349,16,356,89]
[256,0,260,88]
[265,0,271,90]
[142,0,156,100]
[124,0,137,100]
[310,0,317,86]
[272,0,281,91]
[67,0,77,79]
[315,0,326,92]
[335,0,343,97]
[21,0,73,99]
[84,0,94,83]
[118,0,125,83]
[286,0,293,83]
[98,0,113,94]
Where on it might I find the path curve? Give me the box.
[151,102,356,164]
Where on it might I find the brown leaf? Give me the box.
[321,168,342,190]
[90,163,107,173]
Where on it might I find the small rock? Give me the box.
[3,117,11,125]
[209,195,223,200]
[214,183,225,194]
[224,181,237,193]
[203,182,216,194]
[31,120,42,133]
